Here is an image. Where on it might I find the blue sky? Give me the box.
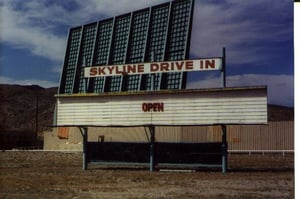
[0,0,294,107]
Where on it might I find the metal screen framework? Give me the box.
[59,0,194,94]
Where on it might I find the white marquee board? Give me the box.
[84,58,222,78]
[55,86,267,126]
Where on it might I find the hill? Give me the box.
[0,84,57,134]
[268,104,294,121]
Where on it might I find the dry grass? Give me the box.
[0,151,294,199]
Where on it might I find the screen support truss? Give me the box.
[79,126,88,170]
[77,125,228,173]
[221,125,228,173]
[79,48,228,173]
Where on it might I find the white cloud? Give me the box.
[0,0,292,66]
[0,76,58,88]
[190,0,292,65]
[187,74,294,107]
[73,0,167,23]
[51,64,63,74]
[0,1,66,62]
[0,0,168,62]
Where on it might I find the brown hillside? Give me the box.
[268,104,294,121]
[0,84,57,134]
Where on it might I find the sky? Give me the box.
[0,0,294,107]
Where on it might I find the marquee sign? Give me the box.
[55,86,267,127]
[84,58,222,78]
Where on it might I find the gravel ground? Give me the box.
[0,151,294,199]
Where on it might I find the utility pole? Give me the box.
[35,94,39,139]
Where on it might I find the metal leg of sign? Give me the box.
[149,125,156,172]
[80,127,88,171]
[221,47,226,88]
[221,125,228,174]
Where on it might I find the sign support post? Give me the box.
[221,47,226,88]
[221,125,228,173]
[149,125,156,172]
[79,127,88,171]
[221,47,228,173]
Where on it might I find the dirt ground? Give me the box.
[0,151,294,199]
